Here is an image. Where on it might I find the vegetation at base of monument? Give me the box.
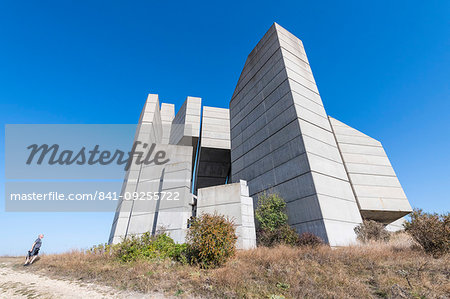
[255,193,323,247]
[186,213,237,269]
[89,213,237,268]
[89,232,187,263]
[31,232,449,298]
[404,208,449,257]
[257,223,300,247]
[354,220,391,243]
[297,232,324,247]
[255,193,288,231]
[24,198,449,298]
[117,232,188,262]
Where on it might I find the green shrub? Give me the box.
[255,193,288,231]
[113,234,147,262]
[88,243,113,255]
[297,232,324,247]
[91,232,187,262]
[404,209,449,257]
[151,233,187,262]
[256,193,314,247]
[186,213,237,268]
[354,220,390,243]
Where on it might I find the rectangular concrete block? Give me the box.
[349,173,402,187]
[345,163,396,176]
[339,143,386,156]
[197,181,257,249]
[341,153,392,166]
[358,197,413,212]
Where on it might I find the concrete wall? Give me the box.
[160,103,175,145]
[329,117,412,224]
[229,23,363,246]
[195,106,231,190]
[197,180,257,249]
[169,96,201,177]
[200,106,231,150]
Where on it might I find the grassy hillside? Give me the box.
[29,233,449,298]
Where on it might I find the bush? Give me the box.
[255,193,288,231]
[186,213,237,268]
[257,224,299,247]
[354,220,390,243]
[255,193,323,247]
[404,209,449,256]
[297,232,324,247]
[91,232,187,263]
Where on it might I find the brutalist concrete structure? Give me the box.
[109,23,411,247]
[109,94,257,248]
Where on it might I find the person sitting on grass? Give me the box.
[24,234,44,266]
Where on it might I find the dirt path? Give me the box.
[0,257,166,299]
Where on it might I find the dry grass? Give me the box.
[30,233,449,298]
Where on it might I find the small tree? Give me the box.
[354,220,390,243]
[255,193,288,232]
[186,213,237,268]
[404,209,449,257]
[255,193,323,247]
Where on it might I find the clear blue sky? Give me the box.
[1,1,449,255]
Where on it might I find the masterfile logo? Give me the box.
[25,141,170,171]
[4,124,192,212]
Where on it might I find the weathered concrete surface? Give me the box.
[230,23,362,246]
[169,96,201,176]
[109,94,163,244]
[160,103,175,145]
[169,96,201,149]
[197,180,256,249]
[329,117,412,224]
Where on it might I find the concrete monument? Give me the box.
[109,23,411,247]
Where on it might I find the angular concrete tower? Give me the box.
[109,94,197,244]
[229,23,365,245]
